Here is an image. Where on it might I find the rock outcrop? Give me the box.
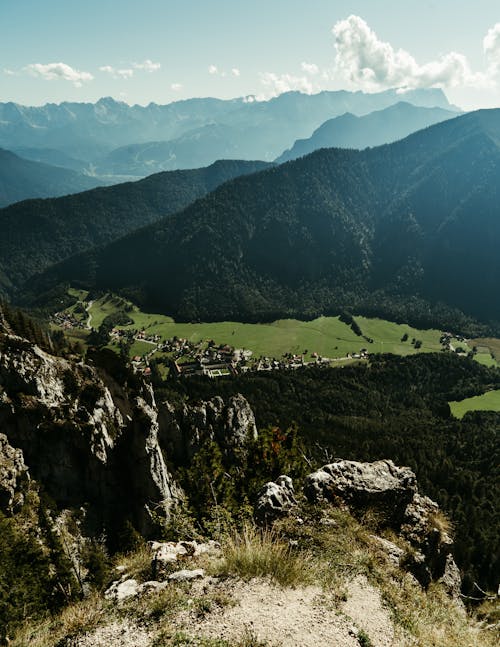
[159,393,257,463]
[0,332,258,538]
[0,333,177,534]
[0,432,28,512]
[302,459,461,595]
[305,459,417,525]
[255,475,298,523]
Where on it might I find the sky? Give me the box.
[1,0,500,110]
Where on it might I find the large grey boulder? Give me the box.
[304,458,461,595]
[305,459,417,525]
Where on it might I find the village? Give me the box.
[51,307,371,378]
[51,299,474,381]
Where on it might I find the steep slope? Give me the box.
[0,89,454,169]
[0,159,270,297]
[11,146,89,172]
[0,148,104,207]
[275,102,457,163]
[30,109,500,327]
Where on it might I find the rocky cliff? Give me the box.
[0,331,257,537]
[2,330,497,647]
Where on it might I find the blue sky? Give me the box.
[1,0,500,109]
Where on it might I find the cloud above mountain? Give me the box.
[332,15,489,91]
[25,62,93,87]
[259,72,315,97]
[260,15,500,100]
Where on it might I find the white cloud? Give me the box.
[133,59,161,72]
[171,82,183,91]
[99,65,134,79]
[208,64,218,75]
[484,23,500,73]
[259,72,315,99]
[332,15,484,91]
[25,62,93,87]
[231,67,241,77]
[301,62,319,75]
[3,68,15,76]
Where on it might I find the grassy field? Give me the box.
[449,389,500,418]
[472,338,500,366]
[63,292,478,363]
[473,353,498,368]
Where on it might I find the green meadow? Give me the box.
[449,389,500,418]
[77,293,470,361]
[58,292,494,366]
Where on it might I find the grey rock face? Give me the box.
[159,393,257,463]
[255,475,298,523]
[0,333,177,534]
[168,568,205,582]
[400,493,458,591]
[305,459,417,525]
[0,432,28,512]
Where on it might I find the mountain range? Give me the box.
[0,159,270,298]
[24,109,500,330]
[0,88,454,179]
[275,102,457,163]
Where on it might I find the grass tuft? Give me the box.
[216,523,310,587]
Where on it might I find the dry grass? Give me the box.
[10,592,107,647]
[10,506,498,647]
[153,627,278,646]
[426,510,453,542]
[215,523,311,587]
[114,543,153,582]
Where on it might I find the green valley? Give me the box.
[54,291,476,371]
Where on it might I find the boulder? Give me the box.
[151,540,221,578]
[168,568,205,582]
[255,475,297,523]
[105,578,140,601]
[304,459,417,525]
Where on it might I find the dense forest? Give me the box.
[158,353,500,593]
[0,159,269,298]
[26,109,500,334]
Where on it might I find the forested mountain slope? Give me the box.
[0,148,103,207]
[0,159,270,297]
[28,109,500,330]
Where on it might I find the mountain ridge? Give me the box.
[0,159,271,298]
[0,147,105,207]
[275,101,458,163]
[24,108,500,329]
[0,88,455,173]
